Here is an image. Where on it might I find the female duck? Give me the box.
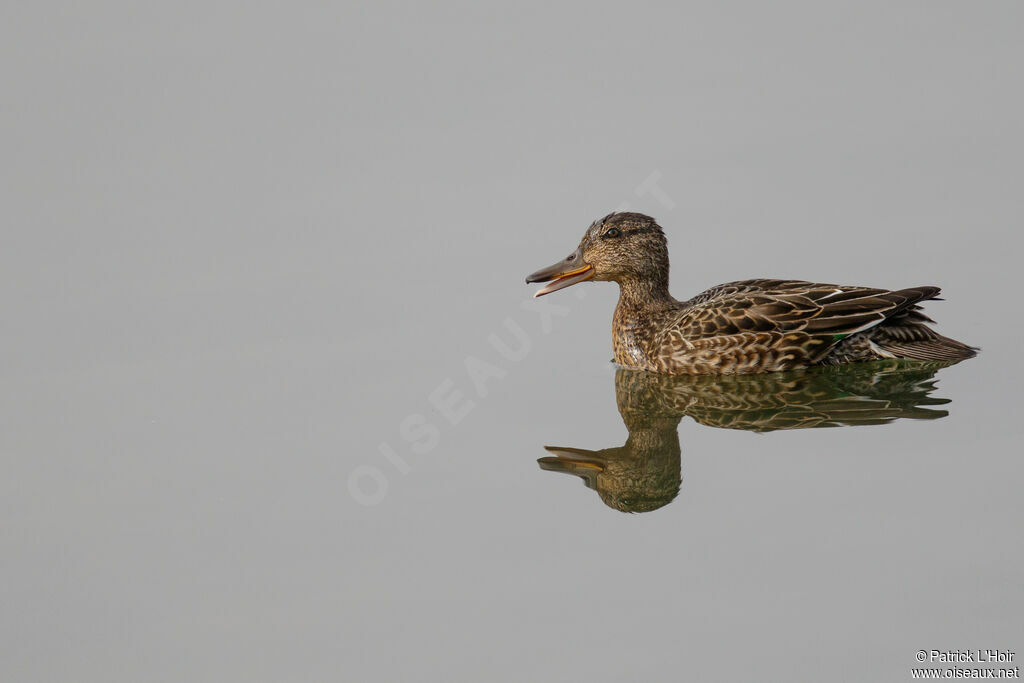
[526,212,976,375]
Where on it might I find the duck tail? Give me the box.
[875,331,978,362]
[871,300,977,362]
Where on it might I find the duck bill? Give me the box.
[525,249,595,298]
[538,446,605,490]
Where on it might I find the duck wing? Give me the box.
[673,279,940,340]
[647,280,942,372]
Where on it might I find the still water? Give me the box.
[6,317,1019,681]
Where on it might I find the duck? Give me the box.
[526,212,977,375]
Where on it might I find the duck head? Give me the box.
[526,212,669,297]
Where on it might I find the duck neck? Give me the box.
[615,275,674,314]
[611,275,675,369]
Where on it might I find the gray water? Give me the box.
[3,3,1023,682]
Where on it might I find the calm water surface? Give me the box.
[5,298,1018,681]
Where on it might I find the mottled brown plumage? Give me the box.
[526,213,977,375]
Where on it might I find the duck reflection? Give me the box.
[538,361,955,513]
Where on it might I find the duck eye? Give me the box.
[604,228,621,238]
